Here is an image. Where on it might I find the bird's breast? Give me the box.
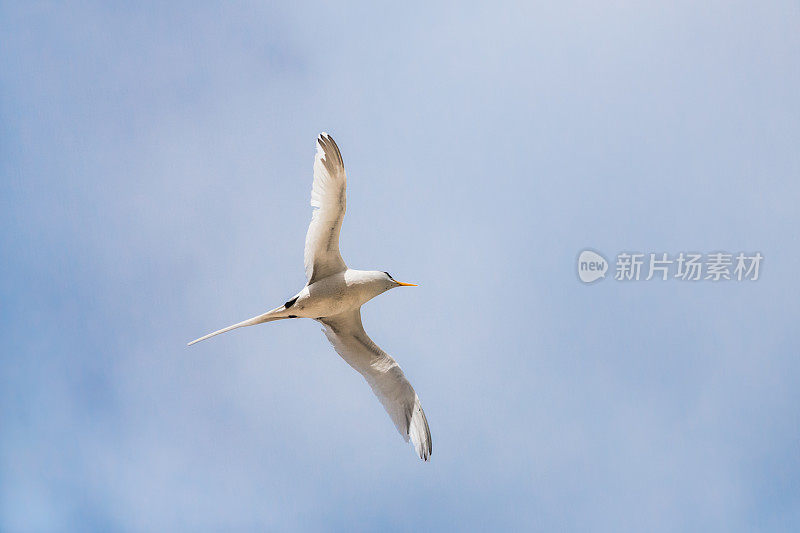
[294,275,368,318]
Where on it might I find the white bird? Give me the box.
[188,133,432,461]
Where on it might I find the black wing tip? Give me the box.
[423,430,432,461]
[418,440,432,461]
[317,132,333,148]
[316,132,343,167]
[410,403,432,461]
[421,445,432,461]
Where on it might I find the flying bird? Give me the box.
[188,133,432,461]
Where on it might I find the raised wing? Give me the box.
[304,133,347,284]
[319,309,432,461]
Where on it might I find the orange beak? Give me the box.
[395,281,418,287]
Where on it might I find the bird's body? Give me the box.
[292,269,394,319]
[188,133,432,461]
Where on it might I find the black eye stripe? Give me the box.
[384,271,393,280]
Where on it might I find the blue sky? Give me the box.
[1,1,799,531]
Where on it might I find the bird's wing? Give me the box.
[304,133,348,284]
[319,309,432,461]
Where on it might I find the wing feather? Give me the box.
[304,133,347,284]
[319,309,432,461]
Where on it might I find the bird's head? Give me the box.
[371,271,417,291]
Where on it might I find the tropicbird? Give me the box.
[188,133,432,461]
